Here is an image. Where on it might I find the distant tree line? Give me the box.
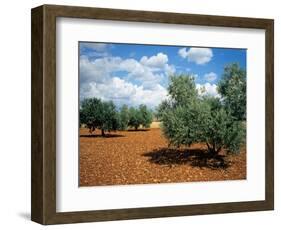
[80,98,153,136]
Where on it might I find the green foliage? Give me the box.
[155,100,170,121]
[128,107,141,130]
[80,98,154,134]
[138,104,153,128]
[218,63,246,121]
[158,74,245,155]
[101,101,120,133]
[200,98,246,154]
[119,105,130,130]
[80,98,119,136]
[168,75,198,105]
[128,105,153,130]
[80,98,104,133]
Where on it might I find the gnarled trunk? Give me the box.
[206,142,222,156]
[101,129,105,137]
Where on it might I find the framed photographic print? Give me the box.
[31,4,274,225]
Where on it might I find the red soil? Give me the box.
[79,128,246,186]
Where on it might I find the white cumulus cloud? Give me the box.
[178,48,188,58]
[79,53,173,108]
[82,77,168,108]
[178,47,213,65]
[196,83,220,98]
[204,72,217,82]
[140,52,168,68]
[80,42,108,52]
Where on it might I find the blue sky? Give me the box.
[79,42,246,109]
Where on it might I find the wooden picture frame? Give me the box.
[31,4,274,225]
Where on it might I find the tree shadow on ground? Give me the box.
[143,148,229,170]
[127,129,150,132]
[80,133,125,138]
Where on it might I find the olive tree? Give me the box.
[80,98,119,136]
[80,98,103,134]
[218,63,246,121]
[158,74,245,155]
[128,107,140,130]
[128,105,153,130]
[199,97,245,154]
[101,101,120,135]
[138,104,153,128]
[119,104,130,130]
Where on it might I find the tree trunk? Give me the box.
[206,142,220,156]
[101,129,105,137]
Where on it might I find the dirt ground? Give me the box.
[79,128,246,186]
